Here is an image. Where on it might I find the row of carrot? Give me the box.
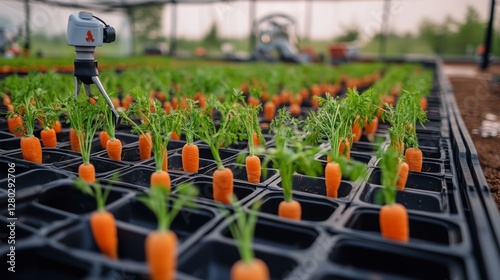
[1,61,433,280]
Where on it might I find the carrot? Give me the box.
[310,84,321,96]
[213,167,234,204]
[182,143,199,173]
[139,132,153,160]
[271,95,280,107]
[163,101,172,114]
[40,128,57,148]
[405,147,422,172]
[53,120,62,133]
[380,203,409,243]
[261,91,269,102]
[248,96,260,108]
[122,94,133,110]
[231,258,269,280]
[88,97,97,105]
[252,131,260,147]
[299,88,309,100]
[21,136,42,163]
[263,101,276,121]
[311,96,320,109]
[352,121,362,143]
[146,230,177,280]
[112,97,121,109]
[90,211,118,259]
[339,138,350,160]
[289,103,301,116]
[8,114,24,137]
[420,97,428,111]
[151,170,171,190]
[171,97,179,109]
[99,131,110,149]
[325,162,341,198]
[396,161,409,190]
[279,90,291,105]
[171,131,181,140]
[106,138,122,161]
[70,128,82,153]
[245,155,261,184]
[78,163,96,183]
[364,117,379,142]
[139,185,198,280]
[278,199,301,221]
[3,95,11,106]
[74,178,118,259]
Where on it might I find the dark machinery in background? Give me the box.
[251,13,306,63]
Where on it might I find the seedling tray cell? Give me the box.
[218,214,320,251]
[35,180,132,215]
[144,153,217,174]
[368,168,445,193]
[0,246,96,280]
[0,168,73,198]
[112,197,221,248]
[247,190,344,225]
[101,165,186,191]
[269,173,356,202]
[175,175,261,208]
[5,148,80,166]
[51,220,148,263]
[177,239,298,280]
[340,206,466,248]
[54,156,130,178]
[324,236,472,280]
[204,163,280,186]
[356,184,446,213]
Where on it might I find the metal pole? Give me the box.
[24,0,30,57]
[379,0,391,59]
[305,0,312,44]
[170,2,177,56]
[127,7,136,56]
[481,0,496,70]
[249,0,256,53]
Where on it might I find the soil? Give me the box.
[446,64,500,210]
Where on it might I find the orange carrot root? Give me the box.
[245,155,261,184]
[278,199,301,221]
[146,230,177,280]
[21,136,42,163]
[231,258,270,280]
[213,168,234,204]
[325,162,341,198]
[405,147,423,172]
[99,131,110,149]
[182,144,199,173]
[78,163,96,183]
[90,211,118,259]
[396,161,409,191]
[139,133,152,160]
[106,138,122,161]
[380,203,409,243]
[40,128,57,148]
[150,170,171,190]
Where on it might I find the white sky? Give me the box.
[0,0,491,42]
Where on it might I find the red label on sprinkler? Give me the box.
[86,30,95,43]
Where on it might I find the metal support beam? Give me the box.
[379,0,391,59]
[249,0,256,53]
[169,2,177,56]
[481,0,496,70]
[304,0,312,44]
[24,0,30,57]
[126,7,136,56]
